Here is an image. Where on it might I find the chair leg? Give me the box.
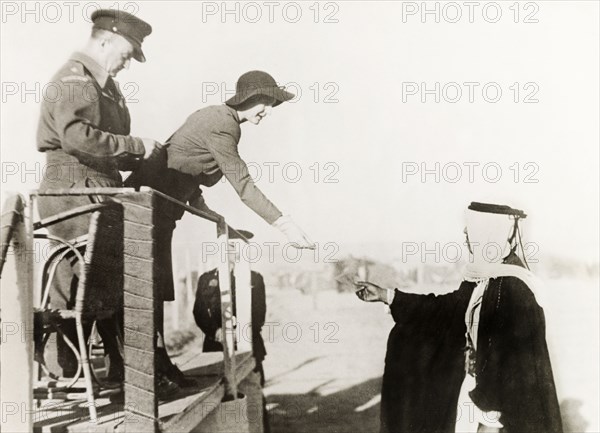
[35,326,83,386]
[75,313,98,423]
[88,321,103,386]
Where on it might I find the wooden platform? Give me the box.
[2,189,254,433]
[32,351,255,433]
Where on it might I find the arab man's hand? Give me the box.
[355,281,389,303]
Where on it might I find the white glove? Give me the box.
[215,328,223,343]
[272,215,316,249]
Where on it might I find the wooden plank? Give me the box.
[33,203,105,230]
[122,203,153,222]
[123,239,154,261]
[142,187,221,224]
[123,274,153,298]
[35,188,135,196]
[235,353,256,385]
[217,225,237,399]
[159,352,253,433]
[238,366,263,433]
[124,291,154,310]
[123,218,154,240]
[0,193,34,433]
[160,383,224,433]
[31,352,254,433]
[123,257,154,282]
[233,247,253,353]
[32,397,123,433]
[159,375,223,420]
[124,331,154,354]
[125,366,156,391]
[124,386,156,418]
[120,191,158,432]
[124,347,154,372]
[123,307,154,332]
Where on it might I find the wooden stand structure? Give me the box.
[0,188,261,433]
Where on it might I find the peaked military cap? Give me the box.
[91,9,152,62]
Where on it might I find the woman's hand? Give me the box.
[354,281,388,303]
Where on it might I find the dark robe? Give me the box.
[193,268,267,365]
[382,277,563,433]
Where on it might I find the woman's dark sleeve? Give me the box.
[207,129,282,224]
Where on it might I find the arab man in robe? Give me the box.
[355,202,563,433]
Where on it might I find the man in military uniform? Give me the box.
[36,9,158,386]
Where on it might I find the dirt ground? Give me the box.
[166,275,598,433]
[257,279,599,433]
[262,288,389,433]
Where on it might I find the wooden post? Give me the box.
[0,194,34,433]
[121,191,159,432]
[233,240,252,354]
[185,249,194,321]
[171,257,181,332]
[216,221,237,399]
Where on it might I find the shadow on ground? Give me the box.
[265,381,590,433]
[266,377,382,433]
[561,398,590,433]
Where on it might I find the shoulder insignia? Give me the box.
[60,75,90,83]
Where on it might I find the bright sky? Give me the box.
[1,1,598,262]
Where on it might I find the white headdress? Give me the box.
[463,202,544,306]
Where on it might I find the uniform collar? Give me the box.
[70,52,110,88]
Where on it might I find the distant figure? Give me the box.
[194,231,270,432]
[356,202,563,433]
[193,232,267,381]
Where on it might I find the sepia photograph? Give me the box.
[0,1,598,432]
